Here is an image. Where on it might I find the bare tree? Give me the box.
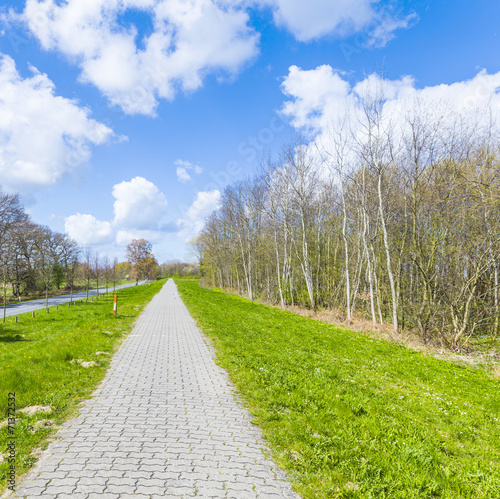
[356,86,399,332]
[32,226,53,312]
[112,257,118,292]
[102,255,110,294]
[82,248,93,301]
[281,140,320,309]
[94,251,101,299]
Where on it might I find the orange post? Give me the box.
[113,294,118,315]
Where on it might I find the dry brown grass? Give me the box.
[282,304,500,378]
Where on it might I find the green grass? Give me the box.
[0,280,165,491]
[176,280,500,499]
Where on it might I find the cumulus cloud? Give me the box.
[281,65,351,130]
[64,177,168,245]
[64,214,113,245]
[278,65,500,188]
[64,178,216,255]
[264,0,415,43]
[11,1,416,115]
[112,176,168,229]
[178,189,221,238]
[281,65,500,138]
[175,159,203,182]
[0,53,113,194]
[18,0,259,115]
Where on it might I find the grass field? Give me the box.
[176,280,500,499]
[0,280,165,492]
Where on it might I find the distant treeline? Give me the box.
[160,261,200,279]
[0,188,155,300]
[0,189,83,297]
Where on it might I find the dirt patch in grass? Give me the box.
[71,359,98,368]
[19,406,52,416]
[284,305,500,374]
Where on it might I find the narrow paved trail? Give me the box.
[3,281,146,318]
[13,280,298,498]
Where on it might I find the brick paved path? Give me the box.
[13,280,298,499]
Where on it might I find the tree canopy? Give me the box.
[126,239,159,282]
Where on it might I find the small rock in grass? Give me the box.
[95,351,109,356]
[103,331,114,335]
[19,405,52,416]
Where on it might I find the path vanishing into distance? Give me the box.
[3,282,146,318]
[12,279,298,498]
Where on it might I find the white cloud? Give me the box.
[13,1,416,116]
[186,189,221,220]
[112,176,168,229]
[279,65,500,189]
[366,9,417,48]
[20,0,260,115]
[174,159,193,168]
[176,166,191,183]
[281,65,500,138]
[264,0,415,43]
[64,176,168,246]
[0,53,113,194]
[270,0,370,41]
[281,64,351,130]
[178,189,221,239]
[64,213,113,245]
[175,159,203,182]
[62,178,216,260]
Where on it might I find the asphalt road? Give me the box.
[2,281,146,318]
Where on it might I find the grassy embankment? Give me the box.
[176,279,500,499]
[0,279,165,492]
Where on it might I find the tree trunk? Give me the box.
[340,181,351,319]
[378,172,398,332]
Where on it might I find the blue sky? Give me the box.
[0,0,499,262]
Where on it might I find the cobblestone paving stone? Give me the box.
[12,280,299,498]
